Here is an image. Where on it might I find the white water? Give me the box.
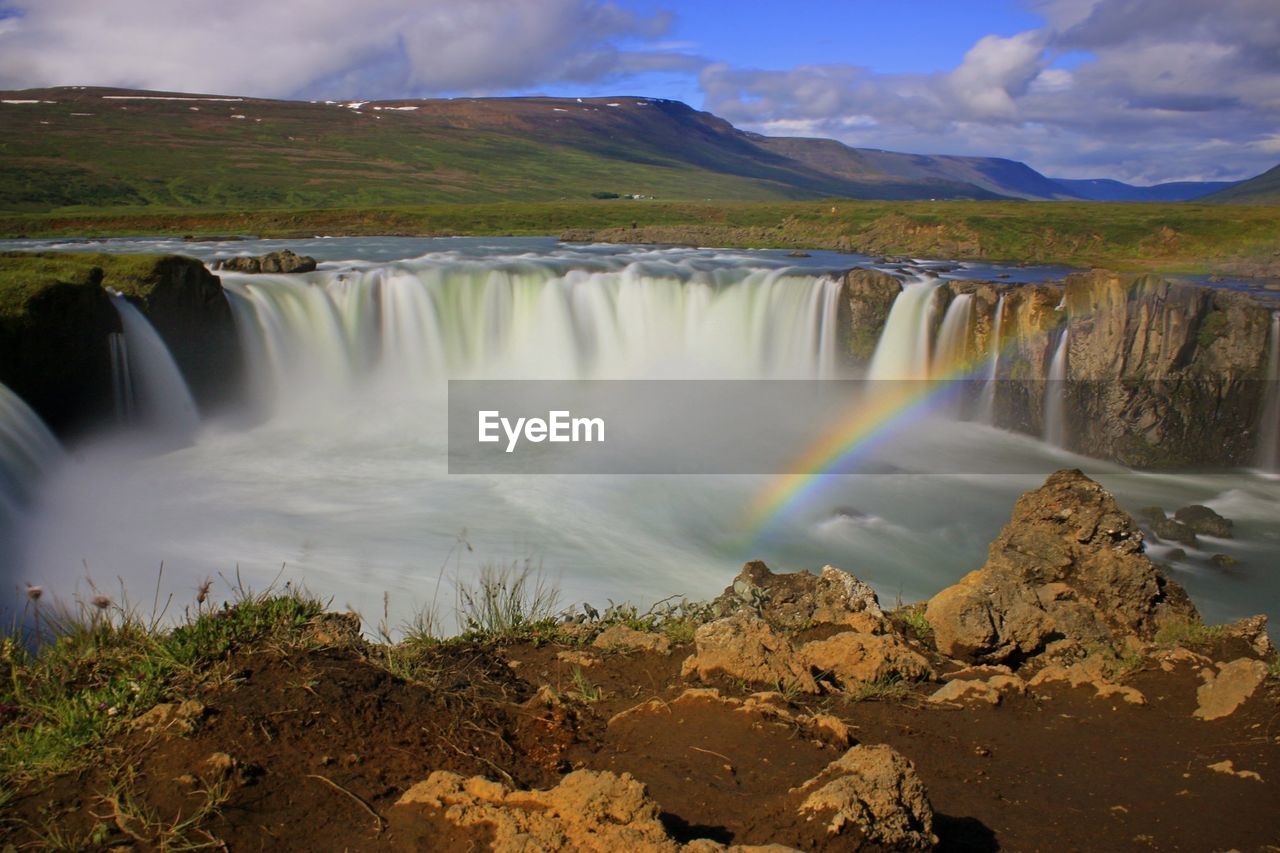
[4,239,1279,635]
[109,294,200,442]
[868,277,941,380]
[979,293,1005,424]
[1259,313,1280,471]
[932,293,972,378]
[1044,328,1070,447]
[0,383,62,517]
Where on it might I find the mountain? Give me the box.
[1051,178,1237,202]
[747,135,1076,200]
[1201,163,1280,204]
[0,86,1242,211]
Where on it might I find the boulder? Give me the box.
[925,469,1197,664]
[680,612,819,694]
[1173,505,1233,538]
[1150,517,1198,547]
[1193,658,1269,721]
[797,744,936,849]
[213,249,318,274]
[713,561,885,633]
[800,631,934,687]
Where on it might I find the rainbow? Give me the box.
[744,298,1078,536]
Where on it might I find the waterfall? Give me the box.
[979,293,1006,424]
[0,383,62,515]
[109,332,134,423]
[932,293,972,378]
[1044,327,1070,447]
[109,294,200,441]
[867,278,942,380]
[1259,312,1280,470]
[221,261,847,408]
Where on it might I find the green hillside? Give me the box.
[1204,163,1280,204]
[0,88,1000,211]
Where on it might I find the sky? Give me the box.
[0,0,1277,184]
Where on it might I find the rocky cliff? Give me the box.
[0,252,240,437]
[838,267,1277,467]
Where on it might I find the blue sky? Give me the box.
[1,0,1277,183]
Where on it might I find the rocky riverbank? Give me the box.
[3,470,1275,850]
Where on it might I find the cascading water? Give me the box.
[222,262,847,405]
[8,237,1280,641]
[0,382,62,516]
[1259,312,1280,470]
[979,293,1006,424]
[1044,327,1070,447]
[109,294,200,441]
[932,293,972,377]
[867,277,942,380]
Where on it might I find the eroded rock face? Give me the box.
[1058,271,1272,467]
[680,612,819,694]
[925,469,1197,664]
[213,249,318,274]
[397,769,682,852]
[713,561,885,632]
[797,744,936,849]
[841,269,902,361]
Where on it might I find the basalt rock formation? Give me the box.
[1059,271,1272,466]
[838,267,1277,467]
[0,252,241,436]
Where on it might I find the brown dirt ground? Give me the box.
[3,636,1278,851]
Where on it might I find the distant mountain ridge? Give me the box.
[0,86,1256,210]
[1050,178,1236,202]
[1201,164,1280,204]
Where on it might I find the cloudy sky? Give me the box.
[1,0,1276,183]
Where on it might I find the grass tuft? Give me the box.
[0,585,324,788]
[1154,617,1227,650]
[455,559,560,641]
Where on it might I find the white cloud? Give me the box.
[0,0,693,98]
[700,0,1280,182]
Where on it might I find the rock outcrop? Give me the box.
[797,745,936,849]
[1057,271,1273,467]
[925,469,1198,664]
[212,249,317,274]
[800,631,934,687]
[0,252,241,435]
[396,770,683,852]
[836,268,1276,467]
[712,561,885,632]
[840,269,901,361]
[681,612,819,693]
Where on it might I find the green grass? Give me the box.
[454,559,561,642]
[894,604,933,642]
[0,586,325,787]
[841,675,916,704]
[1154,616,1228,649]
[0,251,202,319]
[2,199,1276,274]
